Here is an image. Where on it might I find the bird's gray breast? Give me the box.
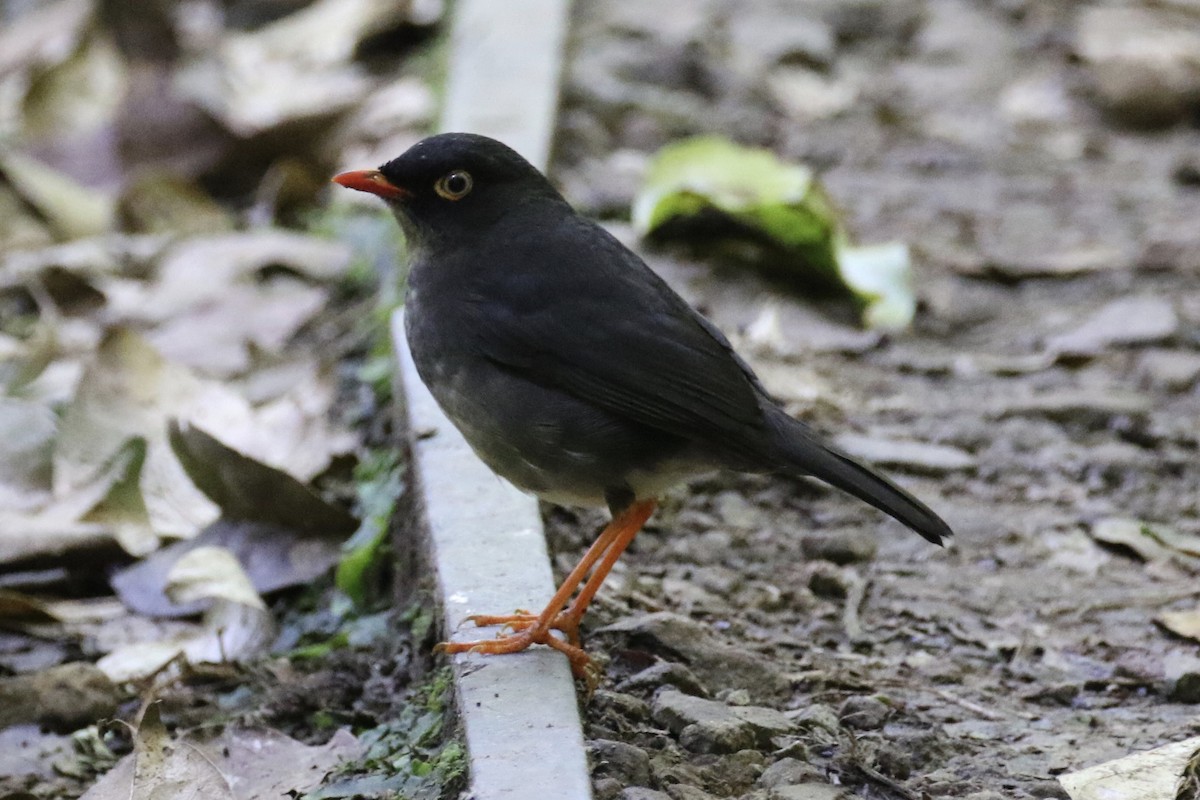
[404,284,705,507]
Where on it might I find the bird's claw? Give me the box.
[459,608,583,646]
[436,615,596,683]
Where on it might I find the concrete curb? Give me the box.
[393,313,590,800]
[441,0,571,167]
[392,2,590,797]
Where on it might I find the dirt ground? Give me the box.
[2,0,1198,798]
[542,1,1200,798]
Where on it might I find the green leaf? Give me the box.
[633,136,917,330]
[334,450,404,605]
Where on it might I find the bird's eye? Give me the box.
[434,170,473,200]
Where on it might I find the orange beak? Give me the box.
[331,169,410,200]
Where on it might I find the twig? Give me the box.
[928,686,1036,721]
[850,761,921,800]
[1047,584,1200,620]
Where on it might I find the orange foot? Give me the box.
[464,609,583,646]
[435,619,594,682]
[433,499,658,689]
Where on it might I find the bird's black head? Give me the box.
[333,133,569,246]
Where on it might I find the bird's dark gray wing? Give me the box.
[463,216,773,461]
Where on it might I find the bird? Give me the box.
[333,132,952,679]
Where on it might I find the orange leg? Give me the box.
[436,500,657,680]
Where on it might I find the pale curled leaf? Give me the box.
[20,25,126,148]
[112,518,347,618]
[1157,607,1200,643]
[96,546,273,682]
[836,242,917,331]
[0,151,115,241]
[0,398,56,512]
[53,328,222,542]
[102,231,350,326]
[80,710,359,800]
[165,546,265,610]
[1090,518,1200,567]
[1060,736,1200,800]
[0,437,146,566]
[79,703,235,800]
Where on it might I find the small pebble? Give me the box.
[1169,672,1200,704]
[620,789,672,800]
[1174,156,1200,188]
[873,741,912,779]
[807,563,850,598]
[666,785,720,800]
[837,695,893,730]
[758,757,822,789]
[589,739,652,787]
[769,784,850,800]
[801,531,878,565]
[790,704,841,734]
[618,662,709,697]
[595,777,624,800]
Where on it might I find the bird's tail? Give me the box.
[768,410,953,545]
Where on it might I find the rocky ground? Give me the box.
[2,0,1198,797]
[544,1,1200,798]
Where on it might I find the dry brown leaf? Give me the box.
[49,327,351,557]
[1089,518,1188,564]
[20,27,126,148]
[78,437,157,555]
[0,589,58,623]
[1060,736,1200,800]
[0,151,115,240]
[0,438,146,565]
[105,230,350,324]
[0,234,169,293]
[146,280,328,376]
[96,546,273,682]
[0,184,54,250]
[168,421,356,532]
[1157,607,1200,643]
[53,328,224,544]
[80,703,234,800]
[0,398,56,513]
[116,170,233,236]
[0,0,91,76]
[111,518,348,618]
[0,516,115,567]
[174,0,418,138]
[197,727,360,799]
[81,704,359,800]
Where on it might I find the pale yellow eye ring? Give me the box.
[435,170,473,200]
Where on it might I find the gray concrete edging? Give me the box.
[390,3,587,796]
[393,312,591,800]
